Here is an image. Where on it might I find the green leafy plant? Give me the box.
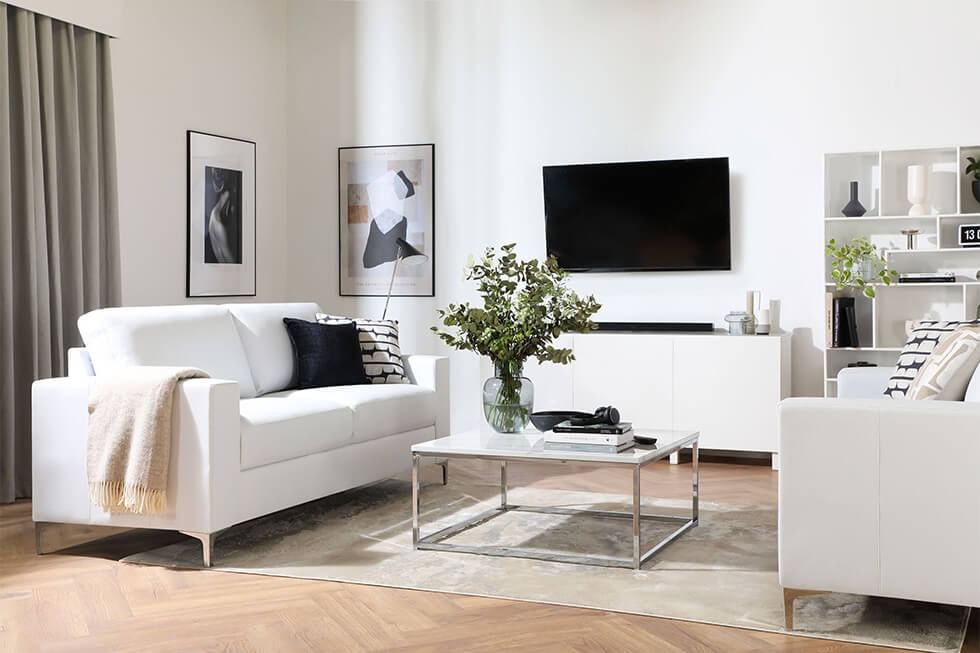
[966,157,980,181]
[825,236,897,298]
[433,243,600,430]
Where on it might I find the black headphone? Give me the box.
[567,405,620,427]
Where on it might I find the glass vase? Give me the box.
[483,361,534,433]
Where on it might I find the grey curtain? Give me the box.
[0,3,120,503]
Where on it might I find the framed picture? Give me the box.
[339,143,435,297]
[186,130,256,297]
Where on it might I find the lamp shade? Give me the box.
[395,237,427,265]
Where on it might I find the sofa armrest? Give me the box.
[404,354,450,437]
[32,375,240,532]
[778,397,980,606]
[836,366,894,399]
[67,347,95,377]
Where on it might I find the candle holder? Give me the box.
[901,228,920,250]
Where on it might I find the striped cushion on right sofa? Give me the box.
[884,320,980,398]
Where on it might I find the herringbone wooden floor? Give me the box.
[2,459,977,652]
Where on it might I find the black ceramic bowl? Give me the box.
[529,410,593,432]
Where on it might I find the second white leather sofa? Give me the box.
[778,365,980,627]
[32,302,449,565]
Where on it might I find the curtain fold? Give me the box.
[0,3,120,503]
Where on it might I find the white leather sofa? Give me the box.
[778,366,980,628]
[32,302,449,566]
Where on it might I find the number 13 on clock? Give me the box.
[959,224,980,247]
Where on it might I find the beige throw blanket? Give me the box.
[87,367,209,514]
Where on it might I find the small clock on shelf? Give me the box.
[958,224,980,248]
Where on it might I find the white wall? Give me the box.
[112,0,289,306]
[285,0,980,431]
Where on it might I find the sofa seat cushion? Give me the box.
[239,392,354,470]
[77,305,258,398]
[238,383,436,470]
[312,383,437,443]
[226,302,321,395]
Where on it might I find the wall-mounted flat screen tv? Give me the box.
[543,157,731,272]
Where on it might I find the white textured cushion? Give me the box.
[907,326,980,401]
[964,360,980,403]
[225,302,321,395]
[77,305,257,398]
[313,384,437,442]
[239,390,353,470]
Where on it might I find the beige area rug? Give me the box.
[123,479,969,652]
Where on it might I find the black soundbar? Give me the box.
[593,321,714,333]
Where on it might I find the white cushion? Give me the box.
[225,302,321,395]
[906,326,980,401]
[77,305,257,398]
[239,391,353,470]
[965,363,980,402]
[312,384,437,442]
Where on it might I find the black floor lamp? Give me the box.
[382,237,428,320]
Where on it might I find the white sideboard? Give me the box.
[530,331,792,469]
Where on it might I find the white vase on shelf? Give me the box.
[907,165,928,216]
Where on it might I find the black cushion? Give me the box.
[282,318,368,389]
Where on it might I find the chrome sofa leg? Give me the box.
[180,531,215,567]
[438,460,448,485]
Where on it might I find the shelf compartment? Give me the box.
[880,148,958,217]
[826,348,899,380]
[825,152,880,218]
[938,214,980,248]
[874,283,964,348]
[965,285,980,321]
[825,215,938,254]
[885,247,980,282]
[959,147,980,214]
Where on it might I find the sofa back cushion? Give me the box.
[965,363,980,402]
[225,302,321,395]
[77,305,258,398]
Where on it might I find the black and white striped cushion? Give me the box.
[884,320,980,398]
[315,313,409,384]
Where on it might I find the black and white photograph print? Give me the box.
[187,131,256,297]
[339,144,435,297]
[204,166,243,264]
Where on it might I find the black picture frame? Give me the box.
[338,143,435,298]
[186,130,257,298]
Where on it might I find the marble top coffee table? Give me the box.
[411,428,699,570]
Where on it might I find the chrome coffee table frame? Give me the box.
[411,431,699,570]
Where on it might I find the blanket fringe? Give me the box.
[89,481,167,514]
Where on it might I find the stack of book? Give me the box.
[543,421,634,453]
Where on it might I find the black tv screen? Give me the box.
[543,157,731,272]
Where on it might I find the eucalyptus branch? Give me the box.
[432,243,601,369]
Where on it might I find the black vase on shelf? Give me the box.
[831,296,859,348]
[841,181,867,217]
[972,179,980,204]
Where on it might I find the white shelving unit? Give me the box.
[823,146,980,397]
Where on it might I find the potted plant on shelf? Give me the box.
[825,236,897,299]
[433,243,600,433]
[966,157,980,204]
